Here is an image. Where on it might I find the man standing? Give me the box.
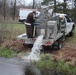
[25,11,36,38]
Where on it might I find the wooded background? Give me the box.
[0,0,76,21]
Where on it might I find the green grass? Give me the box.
[0,23,25,58]
[64,27,76,46]
[7,23,25,34]
[35,54,76,75]
[0,23,26,58]
[8,23,26,38]
[0,47,16,58]
[0,23,26,39]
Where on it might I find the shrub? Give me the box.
[35,54,76,75]
[0,47,16,58]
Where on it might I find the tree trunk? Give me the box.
[54,0,57,13]
[13,0,16,20]
[74,0,76,19]
[3,0,6,20]
[63,0,67,14]
[33,0,35,8]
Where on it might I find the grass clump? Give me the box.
[0,23,25,40]
[35,54,76,75]
[0,47,16,58]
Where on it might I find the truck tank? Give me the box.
[35,9,60,39]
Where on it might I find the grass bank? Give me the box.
[35,54,76,75]
[63,27,76,48]
[0,47,16,58]
[0,23,25,39]
[0,23,25,58]
[66,27,76,42]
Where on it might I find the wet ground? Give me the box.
[0,57,40,75]
[0,57,28,75]
[44,45,76,65]
[0,58,24,75]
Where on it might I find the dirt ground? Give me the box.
[1,34,76,65]
[52,46,76,61]
[2,40,76,58]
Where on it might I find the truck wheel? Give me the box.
[57,38,62,50]
[28,44,33,48]
[23,43,27,47]
[23,43,33,48]
[69,26,74,36]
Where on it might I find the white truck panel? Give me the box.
[17,13,75,48]
[19,8,40,21]
[19,9,34,20]
[17,33,27,38]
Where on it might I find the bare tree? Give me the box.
[63,0,67,14]
[0,0,2,8]
[42,0,51,5]
[13,0,16,20]
[18,0,26,7]
[33,0,35,8]
[54,0,57,13]
[74,0,76,19]
[0,0,3,17]
[3,0,6,20]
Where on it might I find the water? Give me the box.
[22,35,44,62]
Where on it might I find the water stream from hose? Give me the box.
[22,35,44,61]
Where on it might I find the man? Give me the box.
[60,17,66,40]
[25,11,36,38]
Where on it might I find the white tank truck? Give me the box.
[17,6,75,50]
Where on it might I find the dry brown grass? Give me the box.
[1,39,27,52]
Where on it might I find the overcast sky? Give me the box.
[25,0,64,4]
[25,0,43,5]
[25,0,32,4]
[21,0,73,6]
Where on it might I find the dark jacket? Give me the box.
[26,12,35,25]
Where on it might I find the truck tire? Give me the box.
[23,43,27,47]
[57,38,62,50]
[23,43,33,48]
[28,44,33,48]
[53,37,62,50]
[69,25,75,36]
